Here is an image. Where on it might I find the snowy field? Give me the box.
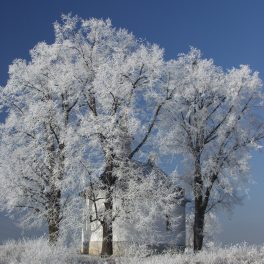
[0,239,264,264]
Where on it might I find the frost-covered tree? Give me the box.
[52,15,175,255]
[159,48,264,251]
[0,41,82,244]
[0,15,177,255]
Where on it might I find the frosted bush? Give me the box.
[0,240,264,264]
[0,238,110,263]
[120,243,264,264]
[0,238,69,264]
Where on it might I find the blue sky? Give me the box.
[0,0,264,245]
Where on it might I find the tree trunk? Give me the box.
[100,156,115,256]
[48,216,59,244]
[48,189,61,245]
[193,154,205,252]
[193,200,205,252]
[101,191,114,256]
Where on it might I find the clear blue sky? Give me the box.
[0,0,264,245]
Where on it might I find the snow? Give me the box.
[0,238,264,264]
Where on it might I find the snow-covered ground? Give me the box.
[0,239,264,264]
